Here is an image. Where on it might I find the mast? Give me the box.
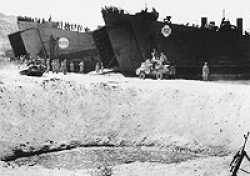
[144,0,147,10]
[222,8,226,19]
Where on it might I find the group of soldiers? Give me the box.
[146,49,172,70]
[150,48,171,66]
[16,54,43,68]
[56,22,86,32]
[14,53,105,75]
[137,49,175,79]
[46,59,104,75]
[46,59,85,75]
[95,61,104,74]
[18,16,52,24]
[17,15,87,32]
[15,52,209,79]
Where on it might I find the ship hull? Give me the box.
[102,10,250,79]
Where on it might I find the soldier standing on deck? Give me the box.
[202,62,210,81]
[79,60,85,73]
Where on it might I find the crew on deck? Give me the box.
[17,15,85,32]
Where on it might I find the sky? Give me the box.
[1,0,250,30]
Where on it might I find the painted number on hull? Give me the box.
[161,25,172,37]
[58,37,70,49]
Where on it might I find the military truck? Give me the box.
[136,60,175,80]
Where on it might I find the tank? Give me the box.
[19,59,46,76]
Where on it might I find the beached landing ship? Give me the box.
[101,6,250,79]
[8,17,117,72]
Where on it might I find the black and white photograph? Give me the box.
[1,0,250,175]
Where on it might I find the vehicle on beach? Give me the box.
[136,61,175,80]
[19,60,46,77]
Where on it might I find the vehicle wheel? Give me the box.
[156,72,163,80]
[139,72,146,79]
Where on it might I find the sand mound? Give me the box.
[0,66,250,159]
